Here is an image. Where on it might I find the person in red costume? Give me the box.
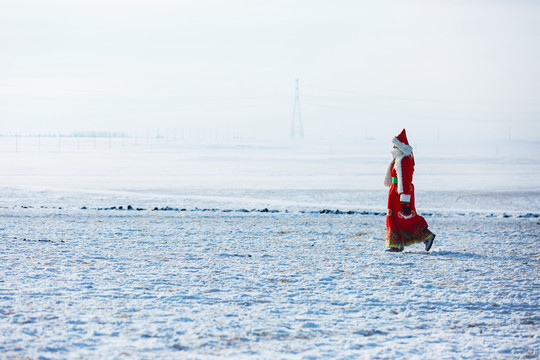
[384,129,435,252]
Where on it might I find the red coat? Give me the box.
[385,154,432,248]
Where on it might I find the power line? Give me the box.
[301,100,538,123]
[302,84,540,107]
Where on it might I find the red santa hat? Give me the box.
[392,129,413,156]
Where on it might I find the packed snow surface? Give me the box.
[0,138,539,359]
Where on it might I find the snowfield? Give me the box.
[0,138,538,359]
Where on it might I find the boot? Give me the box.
[424,233,435,252]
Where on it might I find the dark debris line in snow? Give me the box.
[9,204,540,219]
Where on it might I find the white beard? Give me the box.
[391,148,404,160]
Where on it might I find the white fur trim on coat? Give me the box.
[392,136,413,156]
[394,153,405,194]
[398,210,415,219]
[400,194,411,203]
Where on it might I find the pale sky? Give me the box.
[1,0,539,141]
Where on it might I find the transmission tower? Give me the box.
[290,78,304,139]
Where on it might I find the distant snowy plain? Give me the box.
[0,137,538,359]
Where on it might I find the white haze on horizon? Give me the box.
[1,0,539,143]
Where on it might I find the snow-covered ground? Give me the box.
[0,137,539,359]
